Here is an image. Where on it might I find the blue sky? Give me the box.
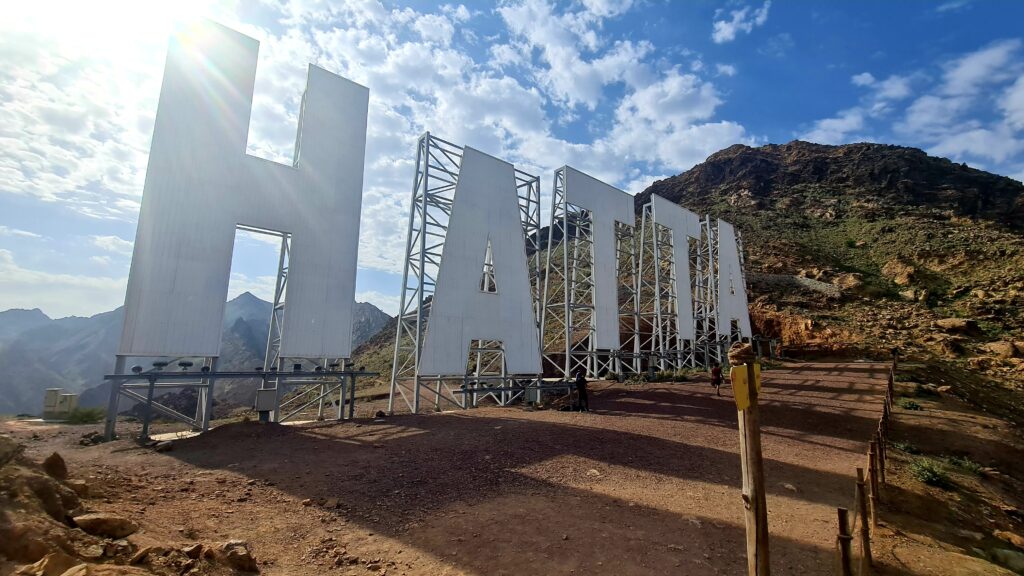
[2,0,1023,318]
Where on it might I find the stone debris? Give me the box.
[72,513,138,539]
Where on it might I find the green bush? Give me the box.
[910,458,950,488]
[893,373,917,383]
[945,455,983,475]
[672,370,690,382]
[898,399,923,411]
[64,408,105,424]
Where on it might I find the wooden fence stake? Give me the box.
[738,362,771,576]
[868,441,880,526]
[837,508,853,576]
[856,468,873,573]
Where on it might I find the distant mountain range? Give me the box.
[0,292,392,415]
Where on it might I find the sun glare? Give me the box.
[5,0,223,57]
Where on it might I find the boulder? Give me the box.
[55,565,152,576]
[934,318,980,334]
[995,530,1024,549]
[65,480,89,498]
[72,513,138,539]
[0,522,53,563]
[991,548,1024,573]
[882,258,916,286]
[217,540,258,572]
[1,434,24,467]
[15,551,81,576]
[42,453,67,481]
[984,341,1020,359]
[26,473,80,522]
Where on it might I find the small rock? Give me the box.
[73,512,139,538]
[937,385,953,394]
[42,453,68,480]
[182,543,203,559]
[66,479,90,498]
[301,499,313,506]
[585,469,601,477]
[561,534,569,541]
[934,318,980,334]
[324,498,339,509]
[129,547,153,565]
[782,483,798,492]
[995,530,1024,550]
[16,550,81,576]
[80,544,105,560]
[179,558,197,573]
[218,540,258,572]
[154,441,173,453]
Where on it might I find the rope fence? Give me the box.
[836,358,894,575]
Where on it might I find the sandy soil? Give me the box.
[3,361,891,575]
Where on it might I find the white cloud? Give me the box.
[942,39,1022,96]
[1000,76,1024,130]
[712,1,771,44]
[935,0,972,13]
[226,272,277,303]
[851,72,876,87]
[716,63,738,77]
[929,126,1024,164]
[355,290,400,315]
[91,235,133,255]
[800,109,865,145]
[0,249,126,317]
[0,226,42,239]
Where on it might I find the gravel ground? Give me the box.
[3,361,889,575]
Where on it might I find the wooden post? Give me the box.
[876,431,886,485]
[738,362,771,576]
[868,442,879,527]
[837,508,853,576]
[856,468,873,573]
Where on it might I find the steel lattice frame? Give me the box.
[388,133,542,414]
[540,168,640,379]
[692,216,721,367]
[637,204,688,371]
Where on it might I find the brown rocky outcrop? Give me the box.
[71,513,138,539]
[935,318,981,334]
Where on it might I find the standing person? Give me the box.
[574,369,590,412]
[710,362,723,396]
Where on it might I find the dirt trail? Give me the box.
[3,361,889,575]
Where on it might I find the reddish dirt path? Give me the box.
[4,361,888,575]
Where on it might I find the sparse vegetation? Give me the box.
[898,399,923,411]
[914,383,939,397]
[910,458,951,488]
[891,440,921,454]
[893,373,918,383]
[64,408,105,424]
[945,455,984,475]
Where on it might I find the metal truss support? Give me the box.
[103,367,376,440]
[388,132,542,414]
[693,216,722,367]
[104,354,218,441]
[539,168,640,379]
[637,204,687,371]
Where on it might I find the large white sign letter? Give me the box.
[119,21,368,359]
[419,148,542,375]
[562,167,634,349]
[717,220,753,339]
[649,195,702,341]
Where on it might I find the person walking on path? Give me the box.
[710,362,723,396]
[574,369,590,412]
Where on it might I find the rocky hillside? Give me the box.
[350,141,1024,418]
[0,294,392,415]
[637,141,1024,416]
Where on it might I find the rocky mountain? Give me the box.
[0,293,392,415]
